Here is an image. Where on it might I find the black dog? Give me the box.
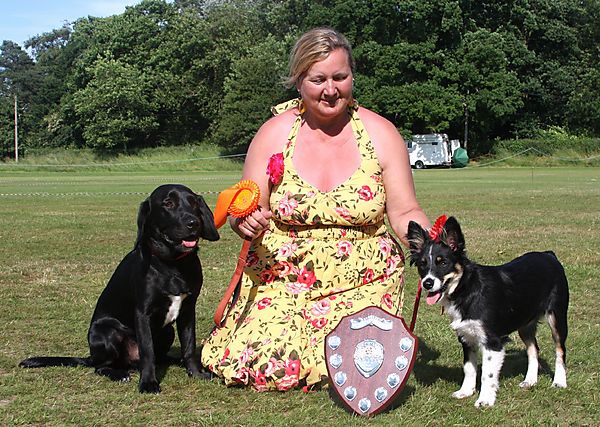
[20,184,219,393]
[407,217,569,407]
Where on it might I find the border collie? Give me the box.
[407,216,569,407]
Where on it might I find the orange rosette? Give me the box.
[213,180,260,229]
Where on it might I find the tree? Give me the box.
[565,0,600,136]
[2,0,600,154]
[0,94,14,155]
[20,27,76,147]
[213,35,295,153]
[567,68,600,135]
[450,29,523,152]
[0,41,35,96]
[0,41,39,153]
[72,57,159,150]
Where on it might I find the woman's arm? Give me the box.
[229,111,294,239]
[359,108,430,246]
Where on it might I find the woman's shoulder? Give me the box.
[258,108,297,138]
[250,108,297,153]
[356,106,403,142]
[357,106,395,129]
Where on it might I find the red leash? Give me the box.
[213,238,251,327]
[409,279,422,332]
[212,180,261,327]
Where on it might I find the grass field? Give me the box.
[0,166,598,426]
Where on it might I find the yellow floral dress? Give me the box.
[201,99,406,391]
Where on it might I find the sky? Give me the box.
[0,0,145,47]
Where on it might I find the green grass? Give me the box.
[1,166,599,426]
[1,145,244,173]
[476,148,600,168]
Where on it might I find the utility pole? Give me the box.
[14,94,19,162]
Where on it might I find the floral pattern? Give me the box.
[201,98,406,391]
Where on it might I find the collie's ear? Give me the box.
[443,216,465,253]
[407,221,428,262]
[135,198,151,248]
[196,195,220,242]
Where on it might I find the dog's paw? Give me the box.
[474,398,495,408]
[186,368,208,379]
[474,392,496,407]
[519,380,536,389]
[551,380,567,389]
[197,370,214,380]
[95,367,131,382]
[183,359,206,378]
[139,380,161,394]
[452,388,475,399]
[187,366,213,380]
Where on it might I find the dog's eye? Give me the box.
[163,199,175,209]
[187,196,198,208]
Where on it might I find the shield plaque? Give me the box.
[324,306,418,416]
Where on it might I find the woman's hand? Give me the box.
[232,207,273,239]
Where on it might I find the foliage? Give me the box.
[0,40,42,151]
[1,0,600,155]
[0,144,244,172]
[567,68,600,136]
[72,57,159,150]
[212,35,296,154]
[494,132,600,156]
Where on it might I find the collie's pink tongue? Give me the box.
[427,292,442,305]
[182,240,197,248]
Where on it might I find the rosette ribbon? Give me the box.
[212,180,261,327]
[213,180,261,229]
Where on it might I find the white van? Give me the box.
[405,133,462,169]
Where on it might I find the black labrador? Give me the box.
[20,184,219,393]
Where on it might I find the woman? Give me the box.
[201,27,430,391]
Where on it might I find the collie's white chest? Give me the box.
[445,303,486,347]
[163,294,187,326]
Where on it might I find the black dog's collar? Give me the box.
[147,242,194,262]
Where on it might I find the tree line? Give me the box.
[1,0,599,157]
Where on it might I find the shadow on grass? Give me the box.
[502,347,554,383]
[157,346,204,381]
[327,384,417,416]
[412,338,463,387]
[412,339,556,390]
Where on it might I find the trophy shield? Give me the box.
[324,306,418,416]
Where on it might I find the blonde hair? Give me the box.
[285,27,354,89]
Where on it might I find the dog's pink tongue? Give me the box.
[182,240,197,248]
[426,292,441,305]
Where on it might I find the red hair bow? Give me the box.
[428,215,447,242]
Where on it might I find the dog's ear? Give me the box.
[196,195,220,242]
[442,216,465,253]
[407,220,429,264]
[135,198,151,248]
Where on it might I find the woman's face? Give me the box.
[298,48,353,122]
